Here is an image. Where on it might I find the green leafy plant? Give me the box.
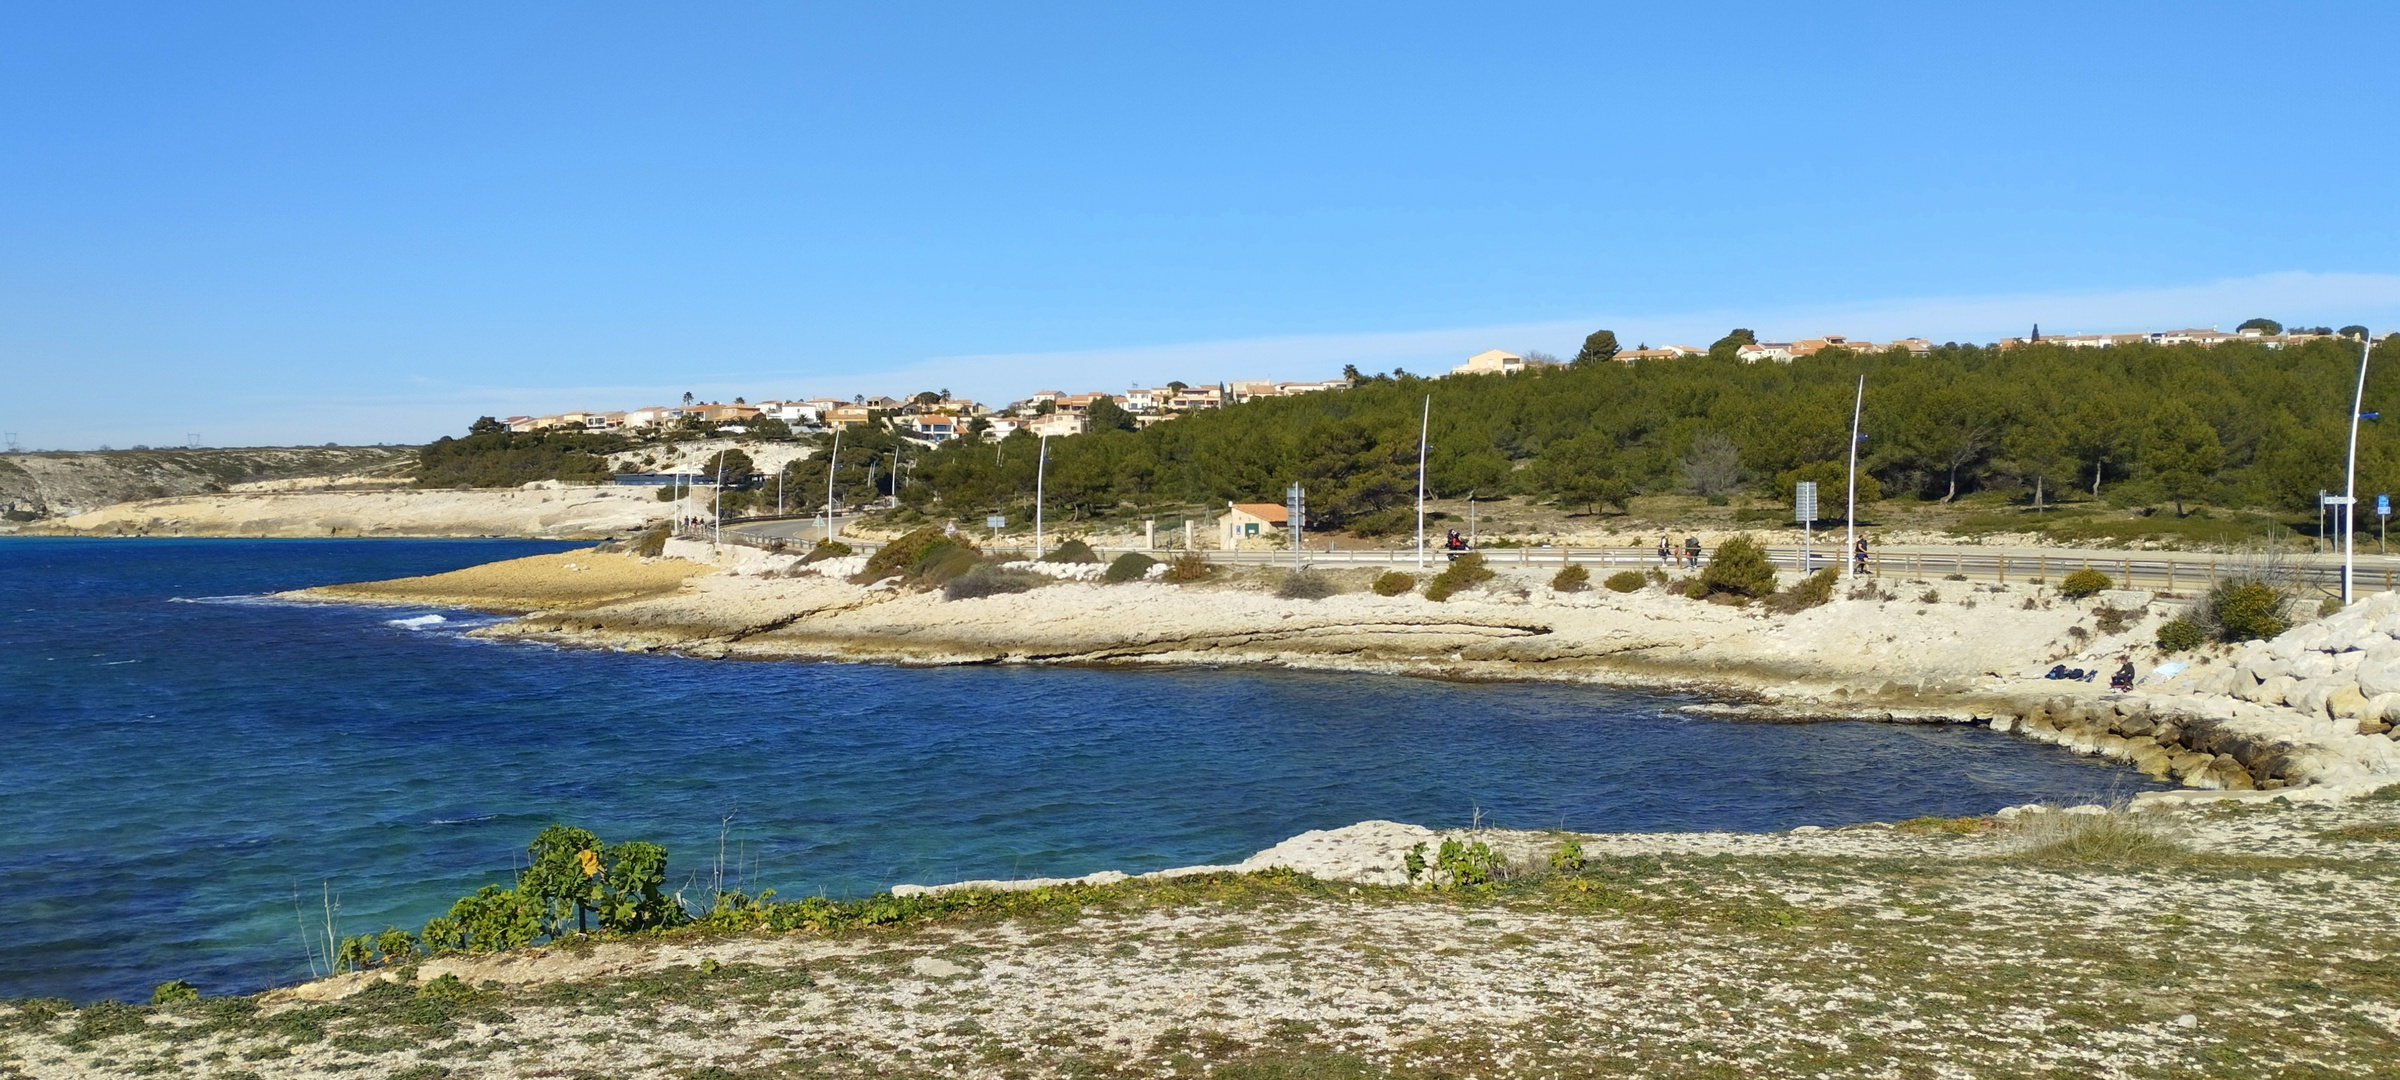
[2059,568,2113,599]
[1103,552,1157,582]
[521,824,606,937]
[1696,533,1777,599]
[2321,596,2346,618]
[1372,571,1415,596]
[1433,838,1504,888]
[334,935,374,973]
[148,980,199,1005]
[373,927,416,965]
[598,841,676,932]
[1551,565,1590,592]
[854,525,951,583]
[2155,618,2206,651]
[423,886,542,955]
[1423,552,1495,601]
[1603,570,1645,593]
[1548,838,1584,873]
[1403,842,1427,884]
[2201,580,2290,641]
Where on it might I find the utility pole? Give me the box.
[1414,396,1430,569]
[2344,329,2373,604]
[1844,375,1864,580]
[1035,433,1049,559]
[713,449,728,547]
[1287,482,1306,571]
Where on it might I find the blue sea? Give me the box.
[0,538,2160,1004]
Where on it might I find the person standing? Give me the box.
[1853,536,1870,574]
[1684,535,1701,569]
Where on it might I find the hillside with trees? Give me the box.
[813,333,2398,535]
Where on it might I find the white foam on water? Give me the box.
[388,614,448,629]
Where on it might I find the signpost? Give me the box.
[2380,494,2390,556]
[1794,481,1818,572]
[986,514,1006,542]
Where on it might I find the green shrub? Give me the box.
[906,540,981,587]
[1372,571,1415,596]
[798,538,852,564]
[1423,552,1495,601]
[1104,552,1157,582]
[1277,571,1336,599]
[943,564,1045,600]
[1765,566,1840,614]
[855,526,950,582]
[1602,570,1645,593]
[655,486,678,502]
[1551,565,1590,592]
[1433,837,1504,887]
[2059,568,2113,598]
[2321,596,2346,617]
[1163,552,1215,583]
[2155,617,2207,652]
[2203,580,2290,642]
[630,523,669,557]
[1548,838,1584,873]
[1042,538,1097,563]
[1697,533,1777,599]
[149,980,199,1005]
[414,425,625,488]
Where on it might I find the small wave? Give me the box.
[388,614,448,629]
[427,814,499,826]
[101,659,140,666]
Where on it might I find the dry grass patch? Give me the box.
[1999,807,2187,866]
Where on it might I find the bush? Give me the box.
[655,486,678,502]
[1162,552,1215,583]
[855,526,950,582]
[1603,570,1645,593]
[630,524,669,557]
[2059,568,2113,599]
[1424,552,1495,601]
[2155,617,2207,652]
[942,564,1044,600]
[1764,566,1840,614]
[1551,565,1590,592]
[1042,538,1097,563]
[906,540,981,587]
[1276,571,1336,599]
[149,980,199,1005]
[2321,596,2346,618]
[2092,605,2134,635]
[2199,579,2290,642]
[1372,571,1415,596]
[1104,552,1157,582]
[1697,533,1777,599]
[798,538,851,564]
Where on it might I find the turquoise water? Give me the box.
[0,538,2160,1003]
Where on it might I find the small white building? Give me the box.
[1219,502,1288,549]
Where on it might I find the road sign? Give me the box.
[2380,495,2390,517]
[1793,481,1817,523]
[985,515,1006,530]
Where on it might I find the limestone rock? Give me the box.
[2096,589,2154,610]
[2330,683,2372,720]
[2293,653,2337,680]
[2130,743,2172,780]
[2369,692,2400,722]
[2245,656,2290,684]
[2357,657,2400,698]
[2256,674,2299,707]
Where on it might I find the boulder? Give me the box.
[2292,682,2334,719]
[2330,683,2372,720]
[2256,674,2299,707]
[2293,653,2337,680]
[2130,743,2173,780]
[2168,751,2216,781]
[2093,733,2133,761]
[2357,657,2400,698]
[2209,755,2257,790]
[2376,613,2400,637]
[2151,722,2183,748]
[2245,656,2291,683]
[2112,713,2156,738]
[2369,692,2400,722]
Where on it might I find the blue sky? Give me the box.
[4,2,2398,449]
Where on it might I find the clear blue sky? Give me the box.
[5,2,2398,449]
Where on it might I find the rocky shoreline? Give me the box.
[287,540,2400,801]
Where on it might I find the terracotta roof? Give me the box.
[1228,502,1289,523]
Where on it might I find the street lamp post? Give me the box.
[2344,329,2374,604]
[825,427,841,543]
[1413,396,1429,570]
[1844,375,1865,580]
[1035,433,1049,559]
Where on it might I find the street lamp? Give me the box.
[2343,329,2374,603]
[1843,375,1865,580]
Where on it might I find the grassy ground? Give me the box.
[7,794,2400,1079]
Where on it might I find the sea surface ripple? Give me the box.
[0,537,2161,1003]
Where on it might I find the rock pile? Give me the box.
[1992,592,2400,794]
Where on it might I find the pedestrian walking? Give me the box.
[1853,536,1869,574]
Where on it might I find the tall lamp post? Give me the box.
[1413,396,1430,569]
[824,427,841,542]
[1035,433,1049,559]
[2344,329,2374,604]
[1844,375,1865,580]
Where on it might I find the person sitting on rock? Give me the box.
[2110,661,2136,692]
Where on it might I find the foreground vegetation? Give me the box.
[7,795,2399,1078]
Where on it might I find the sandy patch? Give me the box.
[302,550,713,613]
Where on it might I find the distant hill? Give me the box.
[0,446,415,522]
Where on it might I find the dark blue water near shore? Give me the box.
[1,538,2160,1003]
